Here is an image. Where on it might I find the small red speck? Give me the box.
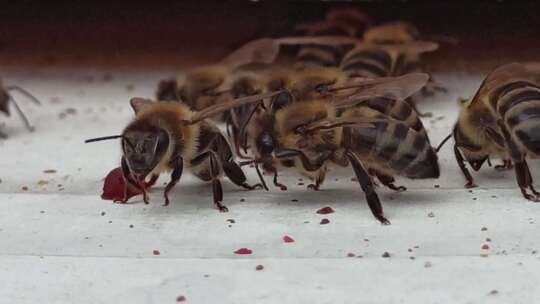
[320,218,330,225]
[283,235,295,243]
[347,252,355,257]
[434,184,440,188]
[21,186,29,191]
[255,265,264,271]
[382,252,391,258]
[43,169,57,174]
[226,219,236,224]
[316,206,335,214]
[481,244,490,250]
[153,250,160,256]
[234,248,252,255]
[176,295,186,302]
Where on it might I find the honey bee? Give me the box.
[340,41,438,80]
[340,41,439,114]
[85,91,283,211]
[241,73,438,223]
[155,38,281,105]
[437,62,540,201]
[363,21,420,45]
[292,8,368,69]
[156,36,357,110]
[0,80,40,138]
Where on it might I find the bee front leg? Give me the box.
[121,156,150,204]
[345,151,390,225]
[307,168,326,191]
[454,144,477,188]
[163,157,183,206]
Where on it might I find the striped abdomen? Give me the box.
[295,45,343,68]
[494,81,540,156]
[342,120,439,179]
[340,48,392,78]
[357,97,426,136]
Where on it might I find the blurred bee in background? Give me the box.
[293,8,369,69]
[0,80,40,138]
[340,40,440,115]
[437,62,540,201]
[155,36,357,110]
[85,91,283,211]
[241,73,438,223]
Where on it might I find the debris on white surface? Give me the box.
[1,68,540,303]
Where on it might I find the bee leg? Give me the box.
[376,173,407,192]
[524,160,540,197]
[121,156,150,204]
[254,164,269,191]
[345,151,390,225]
[144,174,160,188]
[163,157,183,206]
[209,153,228,212]
[213,131,261,189]
[453,144,477,188]
[495,159,513,171]
[497,120,540,201]
[222,160,264,190]
[273,171,288,191]
[307,168,326,191]
[191,150,229,212]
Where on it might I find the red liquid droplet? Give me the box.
[234,248,252,255]
[316,206,335,214]
[283,235,295,243]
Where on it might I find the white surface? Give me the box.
[1,68,540,304]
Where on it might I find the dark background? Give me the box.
[1,1,539,71]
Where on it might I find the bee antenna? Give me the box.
[435,133,453,152]
[5,86,41,105]
[7,96,35,131]
[85,135,124,143]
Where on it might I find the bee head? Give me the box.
[453,124,488,172]
[122,127,170,179]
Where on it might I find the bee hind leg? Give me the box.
[497,120,540,201]
[222,160,264,190]
[376,173,407,192]
[345,151,390,225]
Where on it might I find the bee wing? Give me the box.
[295,20,357,37]
[468,63,539,106]
[275,36,358,47]
[220,38,280,69]
[130,97,154,114]
[377,40,439,54]
[301,116,384,134]
[189,90,285,124]
[332,73,430,108]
